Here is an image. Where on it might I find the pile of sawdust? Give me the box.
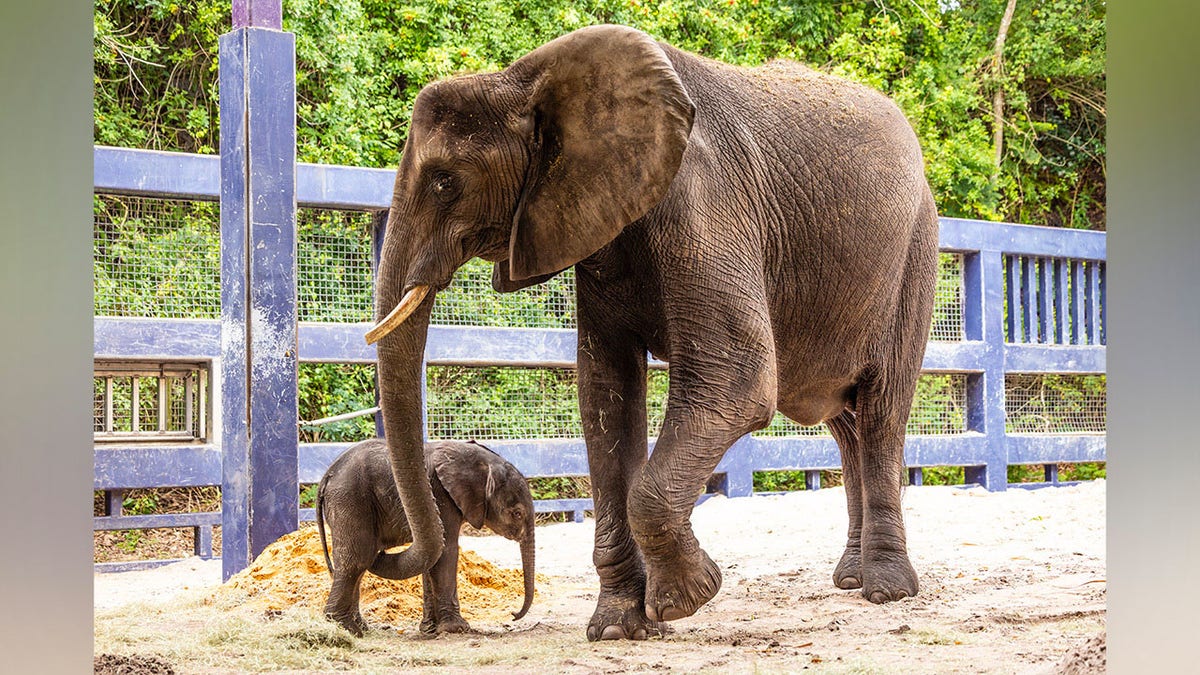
[207,528,538,626]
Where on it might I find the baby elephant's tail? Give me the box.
[316,479,333,577]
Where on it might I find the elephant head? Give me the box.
[430,441,537,619]
[365,25,695,581]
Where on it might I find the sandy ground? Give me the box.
[94,481,1105,674]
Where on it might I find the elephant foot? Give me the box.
[833,542,863,589]
[860,548,919,604]
[642,543,722,623]
[420,613,471,635]
[325,610,367,637]
[586,590,671,642]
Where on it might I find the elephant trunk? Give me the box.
[370,232,444,580]
[513,516,536,620]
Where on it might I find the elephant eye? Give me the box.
[430,172,459,201]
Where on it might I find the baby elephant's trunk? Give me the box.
[513,525,536,620]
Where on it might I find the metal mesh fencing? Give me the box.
[93,195,221,319]
[930,253,965,341]
[426,366,580,440]
[752,414,832,438]
[907,373,968,435]
[751,373,968,437]
[93,380,105,433]
[1005,374,1106,433]
[297,209,376,323]
[297,363,379,443]
[432,259,576,328]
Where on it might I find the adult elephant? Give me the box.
[366,25,938,642]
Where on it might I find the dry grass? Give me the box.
[96,597,606,674]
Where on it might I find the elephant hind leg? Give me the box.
[827,408,865,590]
[854,367,920,604]
[325,566,368,636]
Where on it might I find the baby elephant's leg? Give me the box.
[325,564,368,636]
[423,537,470,634]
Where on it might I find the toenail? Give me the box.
[600,625,627,640]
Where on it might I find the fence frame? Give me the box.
[92,144,1106,573]
[90,0,1103,576]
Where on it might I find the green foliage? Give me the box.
[94,0,1105,229]
[300,483,319,509]
[920,466,965,486]
[298,364,378,442]
[93,196,221,318]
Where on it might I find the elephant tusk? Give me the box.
[365,285,430,344]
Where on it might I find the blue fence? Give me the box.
[91,9,1106,575]
[92,145,1106,572]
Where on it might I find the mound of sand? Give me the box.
[207,528,538,626]
[1055,631,1106,674]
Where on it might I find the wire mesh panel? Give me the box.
[297,208,376,323]
[1005,374,1106,433]
[297,363,379,443]
[751,373,969,437]
[93,195,221,318]
[930,253,965,342]
[432,259,576,328]
[426,366,581,440]
[751,414,832,438]
[907,373,968,435]
[1004,255,1106,345]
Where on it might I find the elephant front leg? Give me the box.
[577,325,666,641]
[627,358,776,624]
[421,519,471,634]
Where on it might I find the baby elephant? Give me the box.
[316,438,535,636]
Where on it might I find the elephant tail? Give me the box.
[316,479,333,577]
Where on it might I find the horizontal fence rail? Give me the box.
[92,146,1106,570]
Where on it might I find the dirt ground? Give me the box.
[94,481,1105,674]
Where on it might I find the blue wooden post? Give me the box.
[219,1,299,580]
[963,250,1008,490]
[371,210,388,439]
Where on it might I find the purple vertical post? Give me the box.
[1039,258,1053,343]
[219,3,298,580]
[371,210,388,439]
[1080,257,1089,341]
[1005,255,1020,342]
[1020,256,1035,343]
[964,249,1007,491]
[233,0,282,29]
[1085,261,1101,345]
[1055,259,1068,344]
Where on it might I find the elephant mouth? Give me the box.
[365,285,430,344]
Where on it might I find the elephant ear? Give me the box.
[491,259,562,293]
[430,445,493,530]
[505,24,695,281]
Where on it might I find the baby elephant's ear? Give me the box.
[433,453,491,530]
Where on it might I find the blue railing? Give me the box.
[92,145,1106,571]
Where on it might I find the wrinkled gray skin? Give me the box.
[373,25,938,642]
[317,439,535,636]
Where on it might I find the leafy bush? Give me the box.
[95,0,1105,228]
